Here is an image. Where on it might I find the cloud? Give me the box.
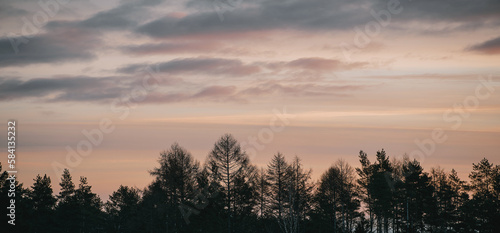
[0,0,166,68]
[142,85,241,104]
[135,0,500,39]
[120,41,220,55]
[385,0,500,23]
[117,57,261,76]
[0,76,123,102]
[0,26,100,67]
[0,3,28,20]
[238,80,366,97]
[0,72,369,105]
[0,75,239,104]
[80,0,164,30]
[136,0,372,38]
[136,81,368,105]
[3,0,497,69]
[192,85,237,98]
[117,57,365,79]
[285,57,368,71]
[466,36,500,54]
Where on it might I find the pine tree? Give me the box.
[30,174,57,232]
[75,176,104,233]
[56,169,78,233]
[370,149,393,233]
[58,169,75,202]
[467,158,500,233]
[105,185,141,233]
[356,150,375,233]
[447,169,468,232]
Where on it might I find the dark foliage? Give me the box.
[1,134,498,233]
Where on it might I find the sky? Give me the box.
[0,0,499,200]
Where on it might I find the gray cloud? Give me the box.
[117,57,261,76]
[3,0,498,69]
[0,3,28,19]
[0,75,242,104]
[0,71,369,105]
[143,85,241,104]
[137,0,371,38]
[79,0,164,30]
[238,80,365,97]
[117,57,365,79]
[134,81,368,105]
[0,76,121,102]
[384,0,500,23]
[135,0,500,39]
[0,25,100,67]
[120,41,220,55]
[0,0,164,68]
[285,58,368,71]
[466,36,500,54]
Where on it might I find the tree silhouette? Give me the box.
[75,176,104,232]
[149,142,199,232]
[105,185,141,233]
[206,133,256,233]
[55,169,78,233]
[5,134,500,233]
[315,160,360,233]
[467,158,500,233]
[267,152,289,222]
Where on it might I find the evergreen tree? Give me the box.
[356,150,375,233]
[75,176,104,233]
[369,149,393,233]
[30,174,57,233]
[105,185,141,233]
[55,168,78,233]
[137,180,168,233]
[466,158,500,233]
[401,159,434,233]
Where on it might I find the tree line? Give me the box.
[1,133,499,233]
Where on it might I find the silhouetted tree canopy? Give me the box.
[1,134,499,233]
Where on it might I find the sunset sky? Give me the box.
[0,0,499,199]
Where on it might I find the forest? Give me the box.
[1,133,499,233]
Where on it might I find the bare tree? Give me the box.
[206,134,254,233]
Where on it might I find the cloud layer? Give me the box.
[467,36,500,54]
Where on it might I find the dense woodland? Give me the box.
[1,134,499,233]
